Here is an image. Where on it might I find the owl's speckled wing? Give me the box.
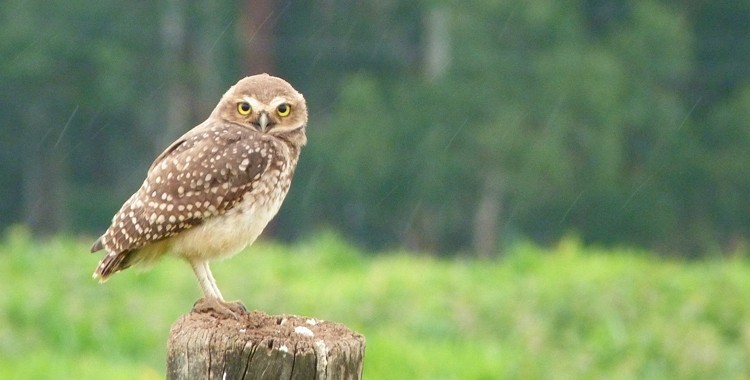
[91,122,272,255]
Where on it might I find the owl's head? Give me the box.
[214,74,308,148]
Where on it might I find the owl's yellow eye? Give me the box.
[237,102,252,115]
[276,103,291,117]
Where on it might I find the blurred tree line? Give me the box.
[2,0,749,257]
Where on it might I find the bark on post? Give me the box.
[167,310,365,380]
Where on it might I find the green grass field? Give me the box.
[1,227,749,379]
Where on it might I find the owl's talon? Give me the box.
[227,300,247,314]
[192,298,246,320]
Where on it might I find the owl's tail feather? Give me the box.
[90,236,104,253]
[91,234,135,282]
[93,250,135,283]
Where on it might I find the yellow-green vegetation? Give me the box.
[1,227,749,379]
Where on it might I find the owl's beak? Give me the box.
[258,112,270,131]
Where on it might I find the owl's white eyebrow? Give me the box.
[269,96,289,107]
[241,96,263,110]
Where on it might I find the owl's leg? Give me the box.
[189,259,247,319]
[190,260,223,300]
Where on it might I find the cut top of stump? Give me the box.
[167,310,365,380]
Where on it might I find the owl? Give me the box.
[91,74,307,318]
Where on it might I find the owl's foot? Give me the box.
[192,297,247,320]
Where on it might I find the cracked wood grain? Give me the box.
[167,310,365,380]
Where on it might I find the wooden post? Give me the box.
[167,310,366,380]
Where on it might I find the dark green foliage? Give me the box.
[1,0,749,255]
[283,0,719,253]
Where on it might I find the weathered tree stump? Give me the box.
[167,310,365,380]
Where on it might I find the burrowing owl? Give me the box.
[91,74,307,317]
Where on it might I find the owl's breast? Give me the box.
[170,158,296,261]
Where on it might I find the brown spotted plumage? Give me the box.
[91,74,307,315]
